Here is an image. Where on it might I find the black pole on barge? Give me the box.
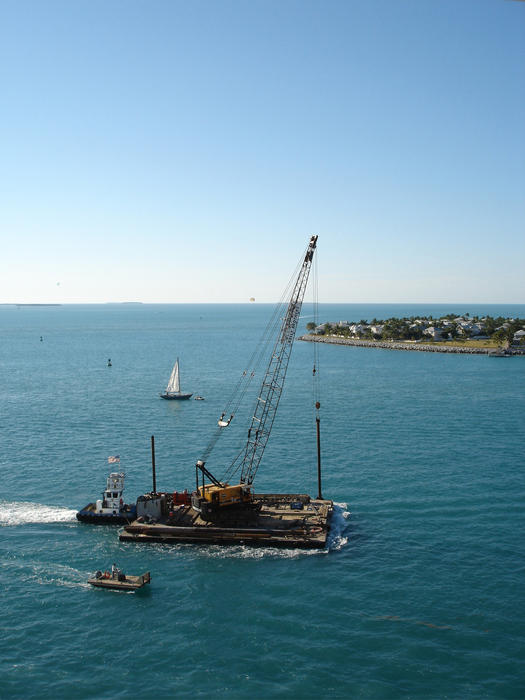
[315,401,323,500]
[151,435,157,495]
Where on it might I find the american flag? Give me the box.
[108,455,120,464]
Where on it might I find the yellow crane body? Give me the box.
[197,483,252,508]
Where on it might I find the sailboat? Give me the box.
[160,358,193,400]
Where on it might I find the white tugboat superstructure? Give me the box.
[77,466,137,524]
[96,472,126,515]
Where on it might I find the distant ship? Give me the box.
[160,358,193,400]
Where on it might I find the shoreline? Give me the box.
[299,335,525,355]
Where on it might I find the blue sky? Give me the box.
[1,0,524,303]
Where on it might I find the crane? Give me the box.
[191,235,318,518]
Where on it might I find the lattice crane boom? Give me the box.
[239,235,318,485]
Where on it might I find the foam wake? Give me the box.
[0,558,91,589]
[326,502,350,551]
[0,500,78,526]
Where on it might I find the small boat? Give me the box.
[76,467,137,524]
[160,357,193,400]
[107,358,112,367]
[88,567,150,591]
[194,395,205,401]
[488,349,512,358]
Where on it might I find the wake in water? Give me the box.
[0,558,91,589]
[0,500,78,526]
[326,502,350,551]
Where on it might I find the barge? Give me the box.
[119,492,333,549]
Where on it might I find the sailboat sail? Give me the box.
[166,359,181,393]
[160,357,192,399]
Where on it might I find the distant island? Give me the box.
[300,314,525,355]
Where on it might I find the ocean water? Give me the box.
[0,303,524,699]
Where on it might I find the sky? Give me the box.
[0,0,524,304]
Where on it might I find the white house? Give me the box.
[470,323,485,336]
[424,326,445,340]
[457,322,473,335]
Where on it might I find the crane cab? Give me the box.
[191,483,252,517]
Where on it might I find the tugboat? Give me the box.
[77,468,137,524]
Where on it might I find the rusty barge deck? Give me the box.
[119,494,333,549]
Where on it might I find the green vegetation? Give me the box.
[310,314,525,347]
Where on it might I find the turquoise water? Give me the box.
[1,303,524,699]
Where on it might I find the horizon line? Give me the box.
[1,301,524,307]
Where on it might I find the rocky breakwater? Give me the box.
[299,335,524,355]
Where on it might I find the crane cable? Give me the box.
[222,238,318,485]
[198,249,305,467]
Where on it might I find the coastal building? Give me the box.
[457,322,474,335]
[424,326,445,340]
[470,323,485,335]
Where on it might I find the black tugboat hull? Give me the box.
[76,503,137,525]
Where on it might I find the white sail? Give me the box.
[166,358,181,394]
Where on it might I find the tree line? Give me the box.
[306,315,525,344]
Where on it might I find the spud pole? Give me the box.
[151,435,157,495]
[316,401,323,500]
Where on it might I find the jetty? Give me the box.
[299,335,525,355]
